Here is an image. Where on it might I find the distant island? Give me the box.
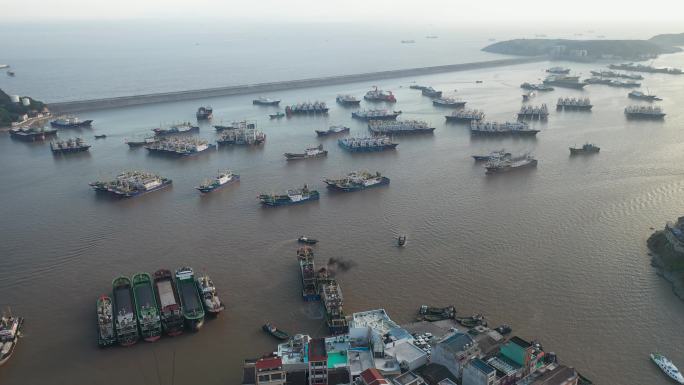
[482,33,684,62]
[0,88,48,127]
[647,217,684,302]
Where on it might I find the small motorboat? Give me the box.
[269,112,285,119]
[397,235,407,247]
[262,322,289,340]
[94,134,107,139]
[298,236,318,245]
[456,314,487,328]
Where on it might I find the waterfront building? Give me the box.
[431,331,480,379]
[391,371,426,385]
[358,368,390,385]
[499,337,545,376]
[525,364,578,385]
[462,358,497,385]
[308,338,329,385]
[256,356,287,385]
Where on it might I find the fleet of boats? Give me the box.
[338,136,398,152]
[608,63,683,75]
[90,171,172,198]
[557,97,592,110]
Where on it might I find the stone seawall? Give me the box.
[48,56,546,113]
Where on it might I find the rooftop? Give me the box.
[351,309,401,336]
[529,365,578,385]
[308,338,328,362]
[417,363,458,385]
[470,358,496,375]
[393,371,423,385]
[360,368,390,385]
[385,341,428,365]
[348,348,374,376]
[256,356,283,371]
[437,331,475,353]
[510,336,532,349]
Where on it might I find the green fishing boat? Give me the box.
[132,273,162,342]
[175,267,205,331]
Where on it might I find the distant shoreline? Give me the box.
[47,56,546,113]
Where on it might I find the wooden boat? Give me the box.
[298,236,318,245]
[262,322,289,340]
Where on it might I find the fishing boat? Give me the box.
[284,144,328,160]
[50,138,91,154]
[9,127,57,142]
[418,305,455,322]
[422,87,442,98]
[89,171,172,198]
[196,106,213,120]
[298,246,320,301]
[315,125,350,137]
[397,235,407,247]
[196,170,239,193]
[94,134,107,139]
[0,311,23,366]
[132,273,162,342]
[214,120,256,132]
[258,186,320,207]
[96,295,116,347]
[262,322,289,340]
[153,269,184,336]
[433,97,466,108]
[364,86,396,103]
[195,274,225,315]
[50,116,93,128]
[297,236,318,244]
[455,314,487,328]
[125,137,158,147]
[269,112,285,119]
[253,97,281,106]
[650,353,684,384]
[336,95,361,106]
[569,143,600,155]
[472,150,511,162]
[175,267,205,331]
[112,276,139,346]
[324,171,390,192]
[338,137,398,152]
[153,122,199,136]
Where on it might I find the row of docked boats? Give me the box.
[98,267,224,347]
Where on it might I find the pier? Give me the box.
[48,56,546,113]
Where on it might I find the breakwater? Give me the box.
[48,56,546,113]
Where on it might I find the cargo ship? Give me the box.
[153,122,199,136]
[96,295,116,347]
[517,104,549,120]
[284,144,328,160]
[50,138,91,154]
[195,274,225,315]
[216,127,266,145]
[285,102,329,116]
[336,95,361,106]
[317,269,349,335]
[269,112,285,119]
[624,105,666,119]
[125,137,158,147]
[258,185,320,206]
[421,87,442,98]
[298,246,320,301]
[89,171,172,198]
[485,154,538,174]
[590,70,643,80]
[520,83,554,91]
[131,273,162,342]
[112,276,139,346]
[546,67,570,74]
[608,63,683,75]
[214,120,256,132]
[569,143,600,155]
[9,127,57,142]
[153,269,184,336]
[196,170,239,193]
[433,97,466,108]
[175,267,205,331]
[585,77,640,87]
[351,109,402,120]
[144,137,215,156]
[472,149,511,162]
[50,116,93,129]
[543,75,586,89]
[338,137,398,152]
[470,121,539,137]
[557,97,592,110]
[315,125,350,137]
[324,171,389,191]
[445,109,485,122]
[650,353,684,384]
[253,97,281,106]
[628,90,662,101]
[0,312,23,366]
[368,120,435,135]
[364,86,396,103]
[196,106,213,120]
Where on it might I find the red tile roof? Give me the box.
[360,368,389,385]
[308,338,328,362]
[256,356,282,371]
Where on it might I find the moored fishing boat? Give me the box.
[153,122,199,136]
[132,272,162,342]
[112,276,139,346]
[258,186,320,206]
[196,170,239,193]
[96,295,116,347]
[338,137,398,152]
[284,144,327,160]
[485,154,538,174]
[50,116,93,128]
[324,171,390,192]
[214,120,256,132]
[195,274,225,315]
[298,236,318,244]
[285,102,328,116]
[196,106,213,120]
[368,120,435,135]
[269,112,285,119]
[298,246,319,301]
[0,312,23,366]
[262,322,289,340]
[253,97,281,106]
[352,109,401,120]
[125,136,158,147]
[433,97,466,108]
[569,143,600,155]
[89,171,172,198]
[153,269,184,336]
[650,353,684,384]
[421,87,442,98]
[50,138,91,154]
[315,125,350,137]
[364,86,396,103]
[145,137,215,156]
[472,149,511,162]
[175,267,205,331]
[336,95,361,106]
[445,109,484,123]
[94,134,107,139]
[9,127,57,142]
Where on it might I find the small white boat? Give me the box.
[651,353,684,384]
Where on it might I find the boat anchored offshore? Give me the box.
[285,102,329,116]
[315,125,350,137]
[153,269,184,336]
[96,295,116,347]
[570,143,600,155]
[253,97,281,106]
[132,273,162,342]
[125,136,158,147]
[298,236,318,244]
[196,274,225,315]
[397,235,406,247]
[433,97,466,108]
[269,112,285,119]
[214,120,257,132]
[338,137,398,152]
[284,144,328,161]
[368,120,435,135]
[324,171,390,192]
[217,126,266,145]
[0,311,23,366]
[485,154,538,174]
[196,170,239,193]
[9,127,58,142]
[352,109,402,120]
[364,86,396,103]
[543,75,586,89]
[421,87,442,98]
[472,149,512,162]
[609,63,683,75]
[50,116,93,128]
[547,66,570,74]
[145,137,215,157]
[517,104,549,120]
[446,109,485,122]
[112,276,139,346]
[263,322,289,340]
[336,95,361,106]
[628,90,662,102]
[520,82,554,91]
[470,121,539,137]
[590,70,643,80]
[258,185,320,206]
[94,134,107,139]
[557,97,592,110]
[298,246,320,300]
[89,171,172,198]
[50,138,91,154]
[651,353,684,384]
[153,122,199,136]
[175,267,205,331]
[586,77,640,88]
[196,106,213,120]
[624,105,666,119]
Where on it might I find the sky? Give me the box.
[2,0,684,24]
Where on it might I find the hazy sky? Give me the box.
[3,0,684,23]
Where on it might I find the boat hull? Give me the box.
[197,175,240,193]
[259,193,320,206]
[486,160,538,174]
[50,119,93,128]
[625,113,666,120]
[284,151,328,160]
[338,143,398,152]
[325,177,390,192]
[446,116,482,122]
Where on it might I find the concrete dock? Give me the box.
[48,56,546,113]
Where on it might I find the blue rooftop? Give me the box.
[471,358,495,375]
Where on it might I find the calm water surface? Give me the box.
[1,33,684,385]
